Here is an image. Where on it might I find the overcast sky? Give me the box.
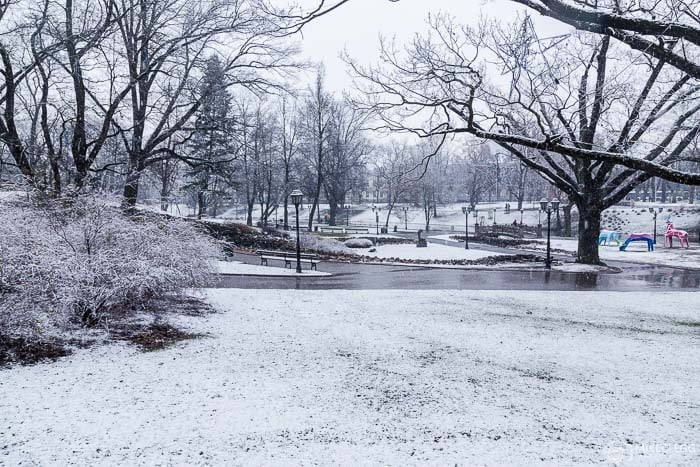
[296,0,569,92]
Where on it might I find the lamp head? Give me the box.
[539,198,548,211]
[462,206,467,214]
[551,198,560,210]
[290,189,303,206]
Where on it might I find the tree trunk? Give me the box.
[246,201,254,226]
[160,182,169,211]
[122,157,142,210]
[309,174,322,231]
[385,203,394,228]
[328,201,338,226]
[197,192,206,219]
[563,204,572,237]
[576,206,602,265]
[660,179,667,202]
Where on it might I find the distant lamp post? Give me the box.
[371,204,381,235]
[520,208,524,225]
[290,189,304,274]
[652,208,658,245]
[540,198,559,269]
[402,206,409,230]
[493,208,497,225]
[274,204,279,227]
[461,206,470,249]
[344,203,351,226]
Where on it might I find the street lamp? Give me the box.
[540,198,559,269]
[461,206,470,249]
[344,204,350,226]
[402,206,409,230]
[520,208,524,225]
[651,207,658,245]
[493,208,497,225]
[371,204,381,235]
[290,189,304,274]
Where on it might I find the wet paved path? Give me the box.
[220,252,700,291]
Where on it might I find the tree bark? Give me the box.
[563,204,572,237]
[308,173,322,231]
[576,206,602,265]
[328,201,338,226]
[122,167,141,210]
[246,201,254,226]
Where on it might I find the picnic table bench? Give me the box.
[256,249,321,270]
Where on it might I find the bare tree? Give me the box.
[322,99,369,225]
[350,15,700,263]
[112,0,299,209]
[300,68,333,231]
[279,95,299,229]
[376,141,416,227]
[510,0,700,80]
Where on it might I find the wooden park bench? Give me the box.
[317,225,370,234]
[256,249,321,271]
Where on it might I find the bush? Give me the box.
[300,233,355,255]
[344,238,373,248]
[201,221,294,251]
[0,194,220,336]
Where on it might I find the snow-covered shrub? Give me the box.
[300,233,355,255]
[344,238,373,249]
[0,195,220,335]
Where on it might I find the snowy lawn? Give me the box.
[1,289,698,465]
[360,242,497,261]
[347,233,402,239]
[216,261,331,277]
[429,233,463,242]
[553,262,611,273]
[523,238,700,269]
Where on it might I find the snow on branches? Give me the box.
[0,194,220,337]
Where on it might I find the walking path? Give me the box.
[224,251,700,291]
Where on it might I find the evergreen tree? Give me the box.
[186,56,234,218]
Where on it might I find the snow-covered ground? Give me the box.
[137,198,700,241]
[347,233,402,239]
[1,289,698,465]
[428,233,462,243]
[0,190,25,204]
[553,262,611,273]
[359,242,497,261]
[524,238,700,270]
[216,261,331,277]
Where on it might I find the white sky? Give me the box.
[295,0,569,92]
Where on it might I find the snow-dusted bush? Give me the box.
[344,238,373,249]
[0,195,220,335]
[300,233,355,255]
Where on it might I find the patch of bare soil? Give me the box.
[111,321,205,352]
[0,335,72,368]
[1,295,213,368]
